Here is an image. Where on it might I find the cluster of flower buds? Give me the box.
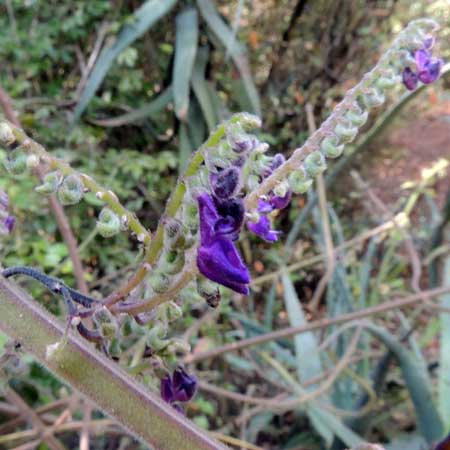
[0,190,15,235]
[169,19,443,299]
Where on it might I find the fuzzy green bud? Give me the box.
[58,174,84,205]
[93,306,118,340]
[197,277,221,308]
[288,167,313,194]
[304,151,327,177]
[148,272,171,294]
[320,135,345,159]
[233,112,262,131]
[345,108,369,128]
[334,121,358,144]
[97,207,121,238]
[3,151,27,176]
[35,171,62,194]
[0,122,16,146]
[161,249,185,275]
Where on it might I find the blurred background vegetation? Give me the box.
[0,0,450,449]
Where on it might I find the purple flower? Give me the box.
[3,216,15,234]
[247,215,280,242]
[269,191,292,210]
[402,43,443,91]
[197,193,250,295]
[161,367,197,412]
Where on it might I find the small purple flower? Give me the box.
[247,215,280,242]
[402,42,443,91]
[161,367,197,412]
[197,193,250,295]
[3,215,15,234]
[269,191,292,210]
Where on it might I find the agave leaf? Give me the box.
[196,0,261,115]
[365,323,443,443]
[173,8,199,121]
[73,0,178,122]
[89,87,173,127]
[438,256,450,429]
[178,123,192,174]
[192,46,219,131]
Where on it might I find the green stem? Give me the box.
[7,124,151,245]
[0,276,226,450]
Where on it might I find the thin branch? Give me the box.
[184,285,450,363]
[0,86,88,293]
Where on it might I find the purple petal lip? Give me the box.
[402,67,418,91]
[415,48,431,71]
[418,59,443,84]
[435,432,450,450]
[197,239,250,295]
[270,191,292,210]
[197,192,250,294]
[211,167,240,199]
[247,215,280,243]
[257,199,273,214]
[173,368,197,402]
[161,376,174,403]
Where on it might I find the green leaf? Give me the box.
[281,270,323,388]
[72,0,178,122]
[173,8,199,121]
[439,256,450,429]
[192,46,219,131]
[365,323,444,443]
[89,87,173,127]
[178,123,192,174]
[196,0,260,115]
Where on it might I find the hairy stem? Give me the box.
[0,276,226,450]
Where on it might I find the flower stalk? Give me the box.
[0,276,226,450]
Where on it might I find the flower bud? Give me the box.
[58,174,84,205]
[334,121,358,144]
[196,277,221,308]
[147,322,169,351]
[345,107,368,128]
[226,124,257,153]
[160,301,183,323]
[93,306,119,340]
[360,87,385,109]
[288,168,313,194]
[320,135,345,159]
[3,151,27,176]
[273,181,289,198]
[107,338,122,358]
[148,272,171,294]
[0,122,16,146]
[35,171,62,194]
[304,151,327,177]
[167,338,191,355]
[161,249,185,275]
[211,167,241,199]
[164,219,188,250]
[26,154,40,169]
[233,112,262,131]
[97,207,121,238]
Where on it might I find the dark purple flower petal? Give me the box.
[402,67,418,90]
[269,191,292,210]
[173,367,197,402]
[213,197,245,237]
[3,215,15,233]
[197,238,250,295]
[415,48,431,71]
[197,193,219,246]
[161,375,174,403]
[171,403,185,414]
[247,215,280,243]
[211,167,240,199]
[418,58,443,84]
[271,153,285,171]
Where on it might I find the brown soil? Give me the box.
[363,93,450,212]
